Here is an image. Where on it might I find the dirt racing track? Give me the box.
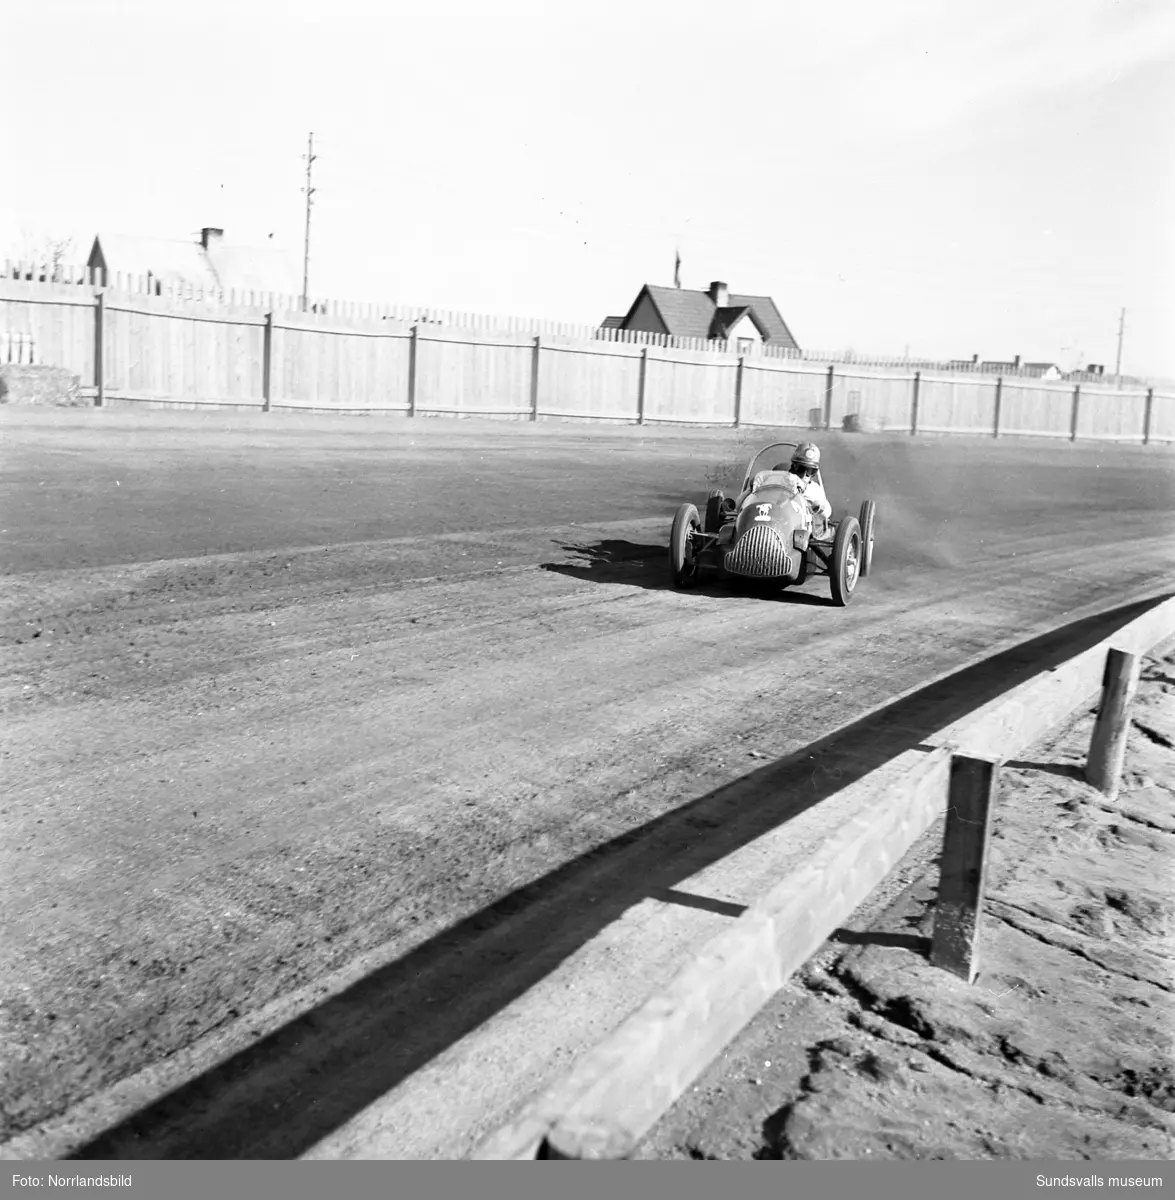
[1,409,1173,1160]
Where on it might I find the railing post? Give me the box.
[1086,648,1141,799]
[910,370,920,436]
[930,754,999,984]
[261,311,273,412]
[1070,383,1081,442]
[637,346,648,425]
[733,355,744,428]
[94,290,105,408]
[408,324,419,417]
[992,376,1002,438]
[1142,388,1154,445]
[823,364,835,431]
[530,335,541,421]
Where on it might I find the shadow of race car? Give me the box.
[668,441,876,606]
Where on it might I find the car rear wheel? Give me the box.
[704,490,725,534]
[670,503,702,588]
[830,515,862,606]
[858,500,876,578]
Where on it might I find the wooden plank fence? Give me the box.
[2,270,1172,442]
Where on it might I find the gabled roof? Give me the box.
[88,233,302,296]
[621,284,800,349]
[631,285,718,340]
[728,292,799,349]
[710,304,769,340]
[89,234,219,289]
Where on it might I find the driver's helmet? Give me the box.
[789,442,821,480]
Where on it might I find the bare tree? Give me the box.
[7,230,78,281]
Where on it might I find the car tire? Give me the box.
[705,490,725,534]
[670,503,702,588]
[858,500,876,578]
[830,515,862,606]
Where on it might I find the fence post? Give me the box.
[408,325,419,417]
[1142,388,1154,445]
[262,312,273,412]
[910,370,920,436]
[530,335,541,422]
[1070,383,1081,442]
[733,355,744,428]
[992,377,1002,438]
[1086,648,1141,799]
[637,346,648,425]
[823,364,835,431]
[930,754,999,984]
[94,290,106,408]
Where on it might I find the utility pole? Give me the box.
[301,132,317,313]
[1114,306,1126,388]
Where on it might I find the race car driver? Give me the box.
[734,442,832,527]
[779,441,832,522]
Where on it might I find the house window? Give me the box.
[737,338,754,356]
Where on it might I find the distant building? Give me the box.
[951,353,1062,380]
[602,280,800,353]
[86,228,302,297]
[1020,361,1064,381]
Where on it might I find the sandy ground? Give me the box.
[0,410,1172,1159]
[639,645,1175,1160]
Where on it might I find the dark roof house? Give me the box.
[604,280,800,349]
[87,228,302,297]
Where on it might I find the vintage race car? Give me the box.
[668,441,876,606]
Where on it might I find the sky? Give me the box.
[3,0,1173,376]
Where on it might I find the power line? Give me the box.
[301,132,316,312]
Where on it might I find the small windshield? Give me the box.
[742,442,798,493]
[746,470,803,499]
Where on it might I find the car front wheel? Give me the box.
[858,500,876,578]
[669,503,702,588]
[704,490,725,534]
[829,515,862,606]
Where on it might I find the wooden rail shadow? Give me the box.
[67,593,1170,1160]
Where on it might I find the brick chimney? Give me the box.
[1013,354,1021,368]
[200,227,224,250]
[708,280,729,307]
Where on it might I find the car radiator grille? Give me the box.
[725,525,792,578]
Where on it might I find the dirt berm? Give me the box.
[639,643,1175,1160]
